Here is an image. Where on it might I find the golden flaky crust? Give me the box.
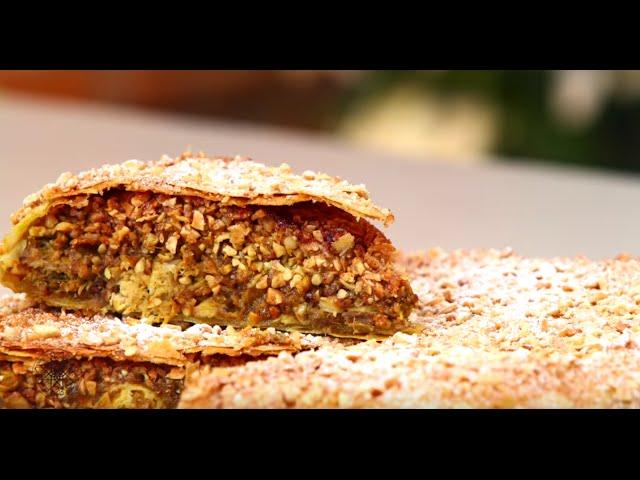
[10,152,393,227]
[0,294,341,366]
[179,248,640,408]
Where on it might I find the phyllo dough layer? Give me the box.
[0,153,417,338]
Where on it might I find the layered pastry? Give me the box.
[0,152,417,338]
[179,248,640,408]
[0,294,336,408]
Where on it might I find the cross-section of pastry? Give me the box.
[0,152,417,338]
[0,293,337,408]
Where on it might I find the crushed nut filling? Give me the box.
[0,354,267,409]
[0,358,181,409]
[6,191,417,337]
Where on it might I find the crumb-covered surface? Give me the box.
[179,248,640,408]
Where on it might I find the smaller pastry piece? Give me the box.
[0,294,335,408]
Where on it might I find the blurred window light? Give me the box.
[338,86,498,162]
[550,70,613,129]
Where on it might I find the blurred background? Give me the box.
[1,70,640,261]
[2,70,640,171]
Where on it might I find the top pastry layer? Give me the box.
[10,151,394,227]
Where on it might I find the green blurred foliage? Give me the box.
[340,71,640,172]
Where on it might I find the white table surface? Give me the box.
[1,92,639,276]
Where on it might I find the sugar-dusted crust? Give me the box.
[0,294,341,366]
[10,151,393,227]
[179,337,640,408]
[179,248,640,408]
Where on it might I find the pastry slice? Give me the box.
[0,293,335,408]
[0,152,416,338]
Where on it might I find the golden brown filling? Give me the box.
[3,191,417,337]
[0,358,182,409]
